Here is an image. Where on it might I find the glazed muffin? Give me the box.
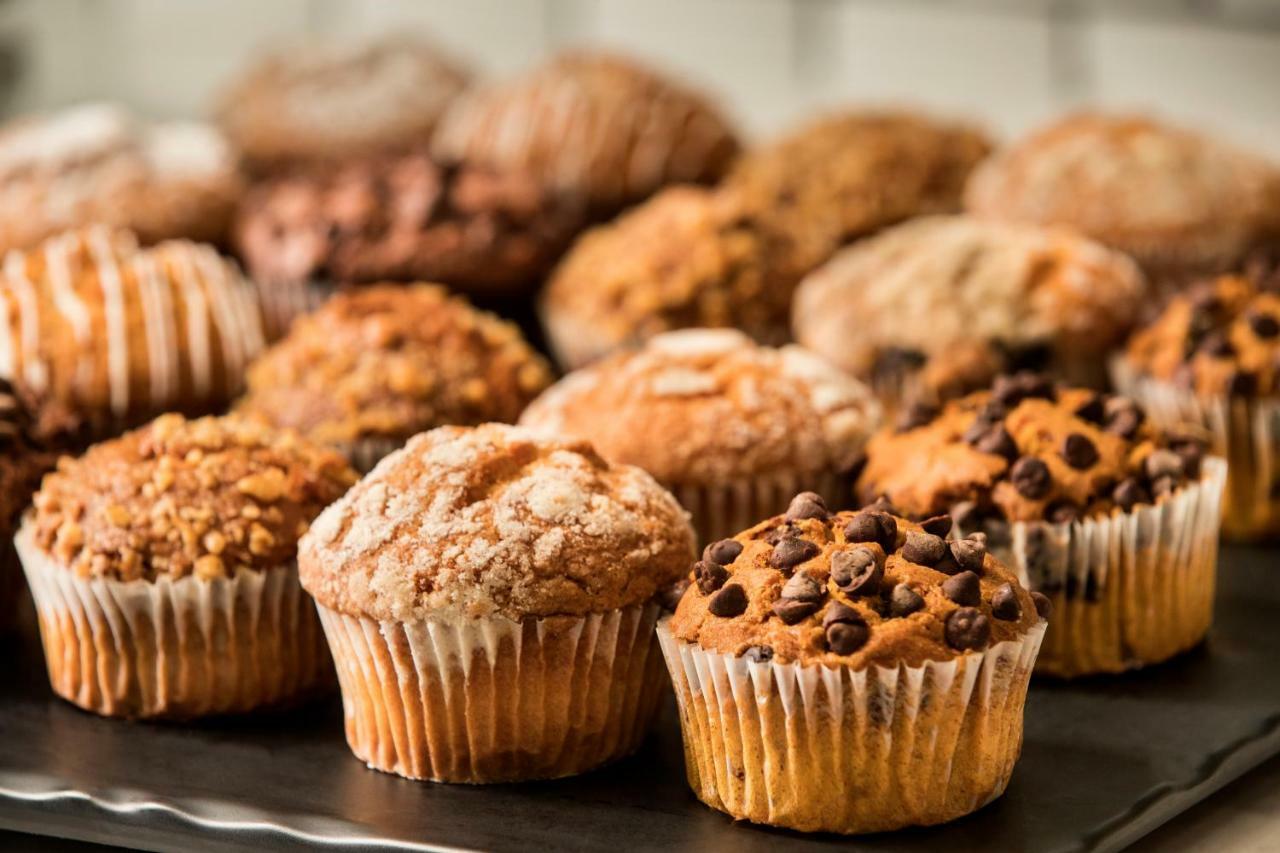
[1115,273,1280,539]
[0,380,58,629]
[216,34,470,173]
[966,112,1280,291]
[793,215,1148,408]
[237,284,552,473]
[0,103,242,253]
[16,414,358,718]
[0,227,266,443]
[299,423,696,782]
[723,109,993,284]
[432,50,740,214]
[660,493,1047,834]
[856,373,1226,677]
[520,329,880,543]
[540,187,784,369]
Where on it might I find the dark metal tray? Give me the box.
[2,545,1278,853]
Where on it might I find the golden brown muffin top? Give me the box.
[520,329,879,485]
[27,414,357,582]
[668,493,1046,668]
[724,110,993,282]
[857,374,1204,525]
[237,284,552,446]
[298,423,696,622]
[1124,274,1280,398]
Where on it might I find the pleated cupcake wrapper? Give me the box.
[335,436,407,475]
[1113,358,1280,540]
[657,619,1046,835]
[15,526,332,719]
[315,601,668,783]
[960,457,1226,678]
[254,277,337,341]
[671,469,852,546]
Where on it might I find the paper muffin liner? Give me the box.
[1113,358,1280,540]
[315,600,668,783]
[958,457,1226,678]
[671,469,852,546]
[333,436,407,475]
[254,277,337,341]
[15,525,332,719]
[657,619,1046,834]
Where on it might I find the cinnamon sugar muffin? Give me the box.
[0,380,58,629]
[1115,273,1280,539]
[793,215,1148,408]
[856,374,1226,677]
[237,284,551,473]
[966,112,1280,291]
[660,495,1047,833]
[0,227,266,444]
[16,414,358,718]
[299,423,696,782]
[520,329,880,543]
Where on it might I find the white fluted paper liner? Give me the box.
[254,277,336,341]
[673,469,851,546]
[315,601,668,783]
[657,619,1046,834]
[1113,358,1280,540]
[15,525,331,719]
[960,457,1226,678]
[336,436,407,475]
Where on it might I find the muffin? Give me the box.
[0,380,58,629]
[856,374,1226,677]
[539,187,784,369]
[16,414,358,718]
[0,226,266,444]
[793,215,1148,409]
[298,423,696,782]
[1115,273,1280,539]
[236,284,552,473]
[0,103,242,253]
[520,329,880,544]
[966,112,1280,293]
[660,494,1047,834]
[432,50,740,214]
[216,34,470,173]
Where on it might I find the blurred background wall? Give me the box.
[0,0,1275,150]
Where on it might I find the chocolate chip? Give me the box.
[942,571,981,606]
[1045,501,1080,524]
[889,584,924,617]
[831,546,883,597]
[991,583,1021,620]
[762,523,798,546]
[1031,591,1053,619]
[1143,449,1184,481]
[1249,311,1280,339]
[920,515,953,538]
[658,579,690,612]
[971,424,1018,462]
[945,607,991,651]
[785,491,830,522]
[744,645,774,663]
[1104,398,1145,439]
[823,602,860,627]
[772,597,819,625]
[694,560,729,594]
[868,496,899,516]
[770,537,820,572]
[902,531,947,566]
[1199,331,1235,358]
[1227,370,1257,396]
[1010,456,1052,500]
[1073,393,1106,425]
[896,401,940,432]
[780,572,824,603]
[1060,433,1099,469]
[1113,478,1150,512]
[1151,475,1178,499]
[708,584,748,618]
[949,537,986,573]
[844,511,897,551]
[1169,437,1205,480]
[992,371,1055,407]
[703,539,743,566]
[822,604,869,654]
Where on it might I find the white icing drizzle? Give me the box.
[87,226,130,416]
[168,246,212,399]
[133,253,174,408]
[44,232,94,396]
[191,246,243,396]
[0,285,12,381]
[4,250,47,392]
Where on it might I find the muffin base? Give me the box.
[657,619,1045,834]
[254,277,336,341]
[16,527,332,719]
[315,601,667,783]
[671,469,852,546]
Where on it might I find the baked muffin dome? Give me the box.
[432,51,740,213]
[237,284,551,470]
[299,423,696,622]
[965,112,1280,283]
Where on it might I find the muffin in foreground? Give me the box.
[1115,273,1280,539]
[857,374,1226,677]
[520,329,880,544]
[298,423,696,783]
[236,284,552,473]
[0,380,58,629]
[16,414,357,719]
[660,494,1047,834]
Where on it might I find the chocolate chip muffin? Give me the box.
[793,215,1147,408]
[659,493,1046,834]
[966,112,1280,294]
[856,373,1226,677]
[16,414,358,718]
[299,423,696,782]
[520,329,880,543]
[0,380,58,629]
[237,284,551,473]
[1115,273,1280,539]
